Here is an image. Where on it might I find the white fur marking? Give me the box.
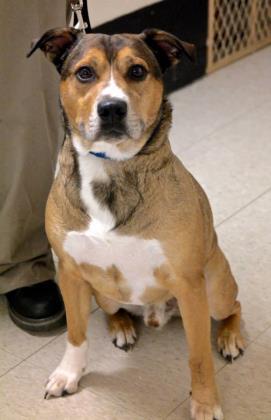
[100,70,128,101]
[64,230,166,304]
[214,405,224,420]
[190,398,224,420]
[45,341,88,397]
[90,140,140,161]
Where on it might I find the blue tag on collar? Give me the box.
[89,151,110,159]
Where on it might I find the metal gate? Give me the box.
[207,0,271,72]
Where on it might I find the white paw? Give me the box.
[44,340,88,399]
[190,398,224,420]
[112,324,137,351]
[45,367,82,398]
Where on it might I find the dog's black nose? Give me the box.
[97,99,127,123]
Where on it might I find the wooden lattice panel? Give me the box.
[207,0,271,72]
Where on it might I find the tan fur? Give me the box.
[73,48,109,72]
[107,309,137,351]
[41,30,244,417]
[46,138,89,257]
[46,99,244,413]
[108,309,134,335]
[94,292,122,315]
[140,285,171,305]
[114,46,163,127]
[60,59,110,140]
[58,261,92,346]
[79,263,132,303]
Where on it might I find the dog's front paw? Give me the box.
[44,341,88,398]
[44,367,83,399]
[190,398,223,420]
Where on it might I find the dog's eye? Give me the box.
[128,65,147,81]
[76,66,96,82]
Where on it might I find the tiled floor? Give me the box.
[1,46,271,420]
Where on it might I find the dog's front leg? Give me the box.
[45,262,92,398]
[175,276,223,420]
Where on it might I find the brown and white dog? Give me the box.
[28,27,244,419]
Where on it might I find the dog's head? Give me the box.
[28,28,195,160]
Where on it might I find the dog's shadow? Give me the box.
[81,368,176,414]
[62,316,248,417]
[76,317,189,415]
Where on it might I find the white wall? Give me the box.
[87,0,160,27]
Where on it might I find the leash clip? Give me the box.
[70,0,88,33]
[70,0,83,11]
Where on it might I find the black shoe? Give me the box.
[6,280,66,332]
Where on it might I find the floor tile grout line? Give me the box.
[164,397,189,419]
[0,355,38,379]
[78,379,156,420]
[164,342,260,419]
[0,325,65,360]
[163,361,227,419]
[252,341,271,351]
[214,336,260,381]
[163,327,271,420]
[0,301,97,352]
[0,332,63,379]
[246,323,271,347]
[0,345,23,359]
[173,97,271,160]
[215,186,271,229]
[163,315,271,416]
[0,306,100,379]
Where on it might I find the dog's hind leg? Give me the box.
[107,309,137,351]
[205,243,245,362]
[45,262,92,398]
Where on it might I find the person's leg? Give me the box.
[0,1,67,330]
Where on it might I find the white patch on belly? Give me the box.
[64,228,166,304]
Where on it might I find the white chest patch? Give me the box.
[64,228,166,304]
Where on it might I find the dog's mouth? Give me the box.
[98,123,128,140]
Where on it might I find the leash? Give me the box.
[68,0,92,33]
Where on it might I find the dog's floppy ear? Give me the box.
[27,27,81,72]
[140,28,196,73]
